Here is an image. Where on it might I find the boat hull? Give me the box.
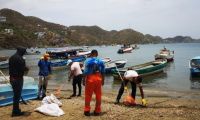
[105,59,127,74]
[117,47,133,54]
[0,76,38,106]
[112,60,167,79]
[0,60,9,69]
[190,68,200,76]
[189,56,200,77]
[51,59,68,70]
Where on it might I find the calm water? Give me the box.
[1,43,200,92]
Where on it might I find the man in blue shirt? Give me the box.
[38,54,51,99]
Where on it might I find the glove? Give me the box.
[142,99,147,106]
[124,86,128,90]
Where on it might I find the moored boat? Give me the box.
[105,59,127,74]
[155,47,174,62]
[25,48,41,55]
[189,56,200,76]
[102,57,112,63]
[77,50,91,57]
[0,60,9,69]
[50,56,86,70]
[112,60,167,78]
[50,59,68,70]
[0,76,38,106]
[117,44,133,54]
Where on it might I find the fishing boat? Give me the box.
[50,56,86,70]
[70,55,86,62]
[189,56,200,76]
[117,44,133,54]
[0,76,38,106]
[0,60,9,69]
[105,59,127,74]
[155,47,174,62]
[50,59,68,70]
[112,60,167,78]
[47,48,88,60]
[113,59,127,68]
[102,57,112,63]
[77,50,91,57]
[25,49,41,55]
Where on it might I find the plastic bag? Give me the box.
[35,103,64,117]
[42,94,62,106]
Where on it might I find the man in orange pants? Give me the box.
[83,49,105,116]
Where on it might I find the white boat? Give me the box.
[0,60,9,69]
[77,50,91,56]
[0,76,38,106]
[155,47,174,62]
[117,45,133,54]
[102,57,112,63]
[105,59,127,73]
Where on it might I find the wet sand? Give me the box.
[1,88,200,120]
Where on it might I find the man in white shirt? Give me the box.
[115,68,147,106]
[67,59,83,98]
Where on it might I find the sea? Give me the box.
[1,43,200,93]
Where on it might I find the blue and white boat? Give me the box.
[70,55,86,62]
[189,56,200,76]
[105,59,127,74]
[0,60,9,69]
[0,76,38,106]
[50,56,86,70]
[50,59,68,70]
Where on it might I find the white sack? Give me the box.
[35,103,64,117]
[42,94,62,106]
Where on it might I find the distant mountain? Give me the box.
[163,36,200,43]
[0,8,199,48]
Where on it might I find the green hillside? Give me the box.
[0,8,199,48]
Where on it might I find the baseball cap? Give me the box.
[67,59,73,66]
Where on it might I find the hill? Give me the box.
[0,8,199,48]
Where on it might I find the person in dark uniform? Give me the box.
[9,47,29,117]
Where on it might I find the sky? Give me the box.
[0,0,200,39]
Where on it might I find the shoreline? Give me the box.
[0,89,200,120]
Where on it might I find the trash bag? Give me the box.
[123,95,136,106]
[42,94,62,106]
[35,103,64,117]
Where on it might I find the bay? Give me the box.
[1,43,200,92]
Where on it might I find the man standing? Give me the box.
[38,54,51,99]
[83,49,105,116]
[9,47,28,117]
[115,68,147,106]
[67,59,83,98]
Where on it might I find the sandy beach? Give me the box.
[1,88,200,120]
